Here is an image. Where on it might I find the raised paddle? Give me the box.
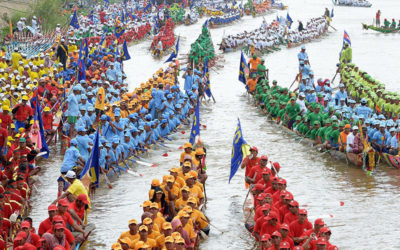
[288,73,300,90]
[242,184,254,212]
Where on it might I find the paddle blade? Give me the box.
[162,153,168,157]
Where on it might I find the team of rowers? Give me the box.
[112,142,209,250]
[0,6,215,249]
[242,147,337,250]
[245,46,400,158]
[219,14,329,54]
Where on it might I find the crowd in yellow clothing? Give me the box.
[113,143,210,250]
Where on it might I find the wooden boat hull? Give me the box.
[362,23,400,33]
[382,153,400,169]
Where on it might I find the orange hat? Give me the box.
[151,179,160,186]
[162,222,172,230]
[141,200,152,207]
[143,217,152,225]
[128,219,137,225]
[195,148,205,155]
[150,202,159,209]
[183,142,192,149]
[344,124,351,129]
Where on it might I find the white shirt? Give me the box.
[346,133,355,152]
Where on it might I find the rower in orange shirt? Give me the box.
[339,124,351,151]
[247,75,258,94]
[248,54,261,75]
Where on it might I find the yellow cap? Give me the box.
[140,200,152,207]
[7,136,14,141]
[143,217,152,225]
[150,202,159,209]
[119,237,131,245]
[151,179,160,186]
[183,206,193,213]
[22,95,29,101]
[165,236,174,243]
[2,105,9,111]
[138,225,148,231]
[128,219,137,225]
[175,237,185,244]
[169,167,179,173]
[183,142,192,149]
[184,174,193,181]
[135,241,150,249]
[111,242,122,250]
[166,175,175,183]
[171,232,181,240]
[195,148,205,155]
[183,161,192,168]
[11,124,15,128]
[188,197,197,204]
[189,170,198,178]
[162,222,172,230]
[44,106,51,112]
[181,186,190,192]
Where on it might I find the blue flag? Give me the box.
[99,33,106,47]
[114,25,125,38]
[144,3,152,13]
[70,10,79,29]
[203,58,212,97]
[164,36,179,63]
[121,40,131,60]
[104,0,109,8]
[238,51,248,84]
[331,8,334,18]
[189,98,200,144]
[229,118,247,183]
[35,98,50,158]
[79,129,100,186]
[77,38,87,81]
[121,10,125,23]
[287,13,293,29]
[339,30,351,59]
[154,19,160,34]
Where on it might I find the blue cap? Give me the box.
[167,94,172,99]
[339,83,344,88]
[76,126,86,132]
[79,106,86,111]
[89,134,95,140]
[100,114,108,120]
[361,98,367,104]
[105,142,112,147]
[70,139,78,146]
[161,119,168,124]
[81,95,87,100]
[301,45,306,49]
[88,106,94,111]
[112,137,120,143]
[138,126,144,131]
[130,127,138,133]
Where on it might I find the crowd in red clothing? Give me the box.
[242,147,338,250]
[150,20,177,50]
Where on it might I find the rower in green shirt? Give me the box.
[284,97,301,129]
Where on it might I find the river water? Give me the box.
[29,0,400,249]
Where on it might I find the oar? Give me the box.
[242,184,253,212]
[329,24,337,31]
[200,217,225,234]
[288,73,299,90]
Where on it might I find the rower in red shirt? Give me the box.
[38,204,58,236]
[271,162,281,177]
[290,209,313,244]
[44,215,75,246]
[241,146,260,177]
[57,198,86,236]
[253,204,270,239]
[283,200,299,225]
[0,121,8,153]
[0,105,12,130]
[318,227,338,250]
[279,193,294,222]
[246,156,269,185]
[272,179,287,203]
[68,193,88,226]
[20,220,41,248]
[251,184,265,208]
[260,211,281,236]
[256,169,272,188]
[264,177,279,196]
[42,107,53,129]
[12,96,33,130]
[302,218,325,239]
[280,223,294,249]
[268,231,282,250]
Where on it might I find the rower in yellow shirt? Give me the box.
[143,217,160,240]
[149,203,166,232]
[169,167,185,188]
[118,219,139,242]
[130,225,157,249]
[175,186,190,212]
[161,175,179,203]
[11,48,22,69]
[184,174,204,205]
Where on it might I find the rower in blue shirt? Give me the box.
[372,123,387,152]
[389,128,399,155]
[355,98,373,119]
[334,83,347,106]
[60,139,85,173]
[297,46,308,63]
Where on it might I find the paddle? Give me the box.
[288,73,299,90]
[200,217,225,234]
[242,184,254,212]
